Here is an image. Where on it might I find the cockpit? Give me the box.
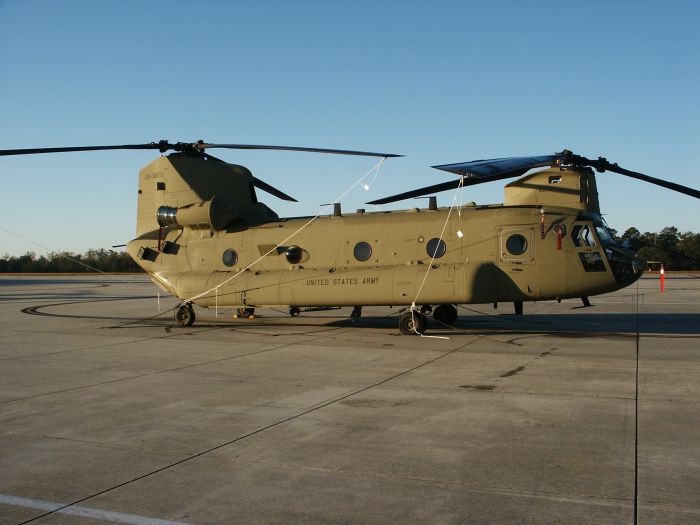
[572,216,644,288]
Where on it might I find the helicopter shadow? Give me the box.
[328,313,700,336]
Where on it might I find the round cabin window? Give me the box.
[222,249,238,266]
[353,241,372,262]
[506,234,528,255]
[426,238,446,258]
[285,246,303,264]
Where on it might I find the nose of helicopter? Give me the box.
[606,245,645,288]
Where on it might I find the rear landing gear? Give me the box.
[289,306,301,317]
[351,306,362,323]
[399,311,426,335]
[514,301,523,315]
[175,303,195,327]
[237,307,255,318]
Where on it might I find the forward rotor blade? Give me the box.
[198,143,402,158]
[367,169,528,205]
[371,148,700,205]
[0,143,161,156]
[251,176,298,202]
[596,161,700,200]
[369,153,561,204]
[432,154,562,177]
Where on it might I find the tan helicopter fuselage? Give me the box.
[127,154,642,311]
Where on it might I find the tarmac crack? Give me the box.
[41,435,185,459]
[14,335,482,525]
[225,456,634,509]
[0,325,350,405]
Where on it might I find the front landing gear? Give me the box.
[433,304,458,325]
[399,311,426,335]
[175,303,195,327]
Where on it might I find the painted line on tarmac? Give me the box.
[0,494,191,525]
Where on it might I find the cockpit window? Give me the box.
[571,225,597,247]
[579,252,606,272]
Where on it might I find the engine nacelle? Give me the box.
[156,196,237,231]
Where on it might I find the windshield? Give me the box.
[595,224,615,245]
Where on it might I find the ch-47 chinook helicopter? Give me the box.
[2,141,699,335]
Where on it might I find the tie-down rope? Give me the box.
[180,158,388,305]
[409,176,465,338]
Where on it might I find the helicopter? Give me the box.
[2,141,699,335]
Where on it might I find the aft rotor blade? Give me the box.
[198,143,403,158]
[0,143,162,156]
[367,169,529,205]
[251,176,298,202]
[1,141,403,159]
[203,151,298,202]
[596,161,700,200]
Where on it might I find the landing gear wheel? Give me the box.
[289,306,301,317]
[433,304,458,325]
[175,303,195,327]
[237,307,255,318]
[420,304,433,315]
[399,311,426,335]
[514,301,523,315]
[351,306,362,323]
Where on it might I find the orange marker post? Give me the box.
[660,264,665,294]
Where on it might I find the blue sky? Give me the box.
[1,0,698,256]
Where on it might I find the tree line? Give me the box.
[1,227,699,272]
[613,227,700,270]
[0,249,143,273]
